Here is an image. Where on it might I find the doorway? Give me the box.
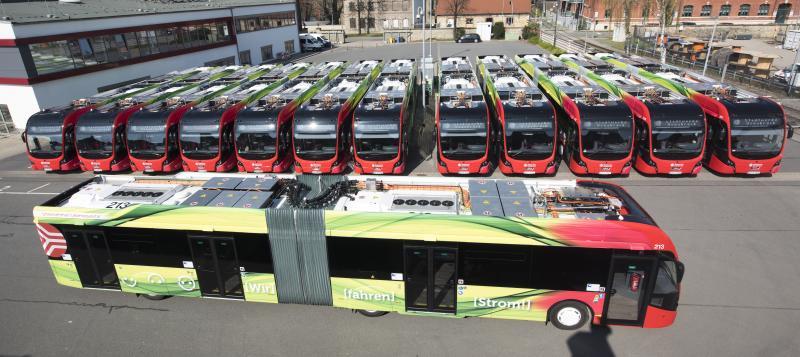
[62,230,118,289]
[404,246,457,313]
[603,255,656,326]
[776,4,791,24]
[189,236,244,298]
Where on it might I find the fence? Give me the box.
[625,36,799,97]
[0,105,14,134]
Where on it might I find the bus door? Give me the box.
[604,255,657,326]
[189,236,244,299]
[62,230,118,289]
[404,246,457,313]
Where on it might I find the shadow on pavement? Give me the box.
[566,325,615,357]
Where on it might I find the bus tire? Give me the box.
[549,301,590,330]
[357,309,389,317]
[140,293,169,301]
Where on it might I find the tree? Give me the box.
[601,0,622,30]
[622,0,636,35]
[640,0,654,25]
[492,22,506,40]
[350,0,384,35]
[442,0,471,39]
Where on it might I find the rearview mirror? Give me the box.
[788,125,794,139]
[20,130,26,144]
[676,261,685,284]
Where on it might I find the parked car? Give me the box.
[773,64,800,85]
[300,37,324,52]
[456,33,482,43]
[301,33,332,48]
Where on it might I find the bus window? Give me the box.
[235,234,273,273]
[649,260,680,310]
[459,243,532,288]
[76,123,114,159]
[327,237,403,280]
[530,247,612,291]
[106,228,191,267]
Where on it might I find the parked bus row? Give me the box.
[23,54,793,176]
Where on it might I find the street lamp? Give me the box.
[702,16,719,76]
[553,3,560,47]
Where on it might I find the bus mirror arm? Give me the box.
[676,261,685,284]
[788,125,794,139]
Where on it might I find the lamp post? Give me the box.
[584,5,591,53]
[702,16,718,76]
[554,3,560,47]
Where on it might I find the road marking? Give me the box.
[0,185,10,192]
[0,191,59,195]
[27,183,50,193]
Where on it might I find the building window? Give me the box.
[485,17,493,23]
[349,2,356,11]
[719,5,731,16]
[758,4,769,16]
[350,18,357,28]
[239,50,251,65]
[403,18,409,27]
[235,11,297,34]
[604,9,611,18]
[284,40,295,54]
[506,17,513,25]
[261,45,273,62]
[682,5,694,17]
[738,4,751,16]
[383,19,389,29]
[393,19,399,28]
[368,17,375,28]
[700,5,712,16]
[27,19,232,77]
[466,18,474,25]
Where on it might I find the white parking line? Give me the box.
[0,191,59,195]
[27,183,50,193]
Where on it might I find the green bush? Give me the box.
[492,22,506,40]
[454,27,465,40]
[521,23,539,40]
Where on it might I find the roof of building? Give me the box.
[0,0,295,25]
[435,0,530,16]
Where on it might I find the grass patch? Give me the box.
[527,36,565,55]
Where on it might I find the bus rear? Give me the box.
[479,55,559,175]
[293,60,382,174]
[436,56,493,174]
[352,59,417,174]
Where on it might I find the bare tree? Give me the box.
[622,0,636,35]
[640,0,654,24]
[602,0,621,30]
[442,0,471,38]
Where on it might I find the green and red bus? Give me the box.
[34,173,683,330]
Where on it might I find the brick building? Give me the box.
[340,0,420,34]
[435,0,531,30]
[552,0,800,30]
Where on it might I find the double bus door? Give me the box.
[189,236,244,299]
[604,255,657,326]
[62,230,118,289]
[404,246,457,313]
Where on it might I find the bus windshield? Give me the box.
[648,104,705,160]
[235,122,277,160]
[26,126,63,159]
[440,134,487,160]
[76,124,114,159]
[180,123,220,160]
[726,101,785,159]
[504,108,555,160]
[580,107,633,160]
[128,124,166,159]
[294,111,338,161]
[355,137,399,161]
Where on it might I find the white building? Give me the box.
[0,0,300,129]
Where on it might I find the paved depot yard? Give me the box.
[2,41,800,356]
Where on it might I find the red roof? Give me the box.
[436,0,531,16]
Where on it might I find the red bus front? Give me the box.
[179,106,239,173]
[75,107,144,172]
[634,101,707,176]
[563,103,634,176]
[705,98,791,175]
[352,107,407,175]
[22,107,89,172]
[126,107,187,173]
[293,109,353,174]
[497,103,559,175]
[235,105,296,173]
[435,105,493,175]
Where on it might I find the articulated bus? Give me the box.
[22,71,197,172]
[34,173,683,330]
[516,55,635,176]
[124,66,243,173]
[478,55,559,175]
[74,68,223,173]
[235,62,344,173]
[293,60,382,174]
[352,59,417,174]
[560,54,707,176]
[435,56,493,175]
[177,65,280,172]
[602,54,793,175]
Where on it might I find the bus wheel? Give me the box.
[140,293,170,301]
[549,301,590,330]
[357,309,389,317]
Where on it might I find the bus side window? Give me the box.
[279,124,291,155]
[64,126,76,160]
[115,125,127,159]
[221,124,232,160]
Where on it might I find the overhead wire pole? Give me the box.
[702,17,718,76]
[421,0,426,108]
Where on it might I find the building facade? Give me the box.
[340,0,414,34]
[553,0,800,31]
[435,0,531,31]
[0,0,300,129]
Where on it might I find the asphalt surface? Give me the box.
[2,41,800,357]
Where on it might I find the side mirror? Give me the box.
[676,261,685,284]
[21,130,27,144]
[788,125,794,139]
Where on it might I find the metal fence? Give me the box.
[624,36,799,97]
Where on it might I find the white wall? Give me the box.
[3,45,237,129]
[236,26,299,64]
[0,23,15,39]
